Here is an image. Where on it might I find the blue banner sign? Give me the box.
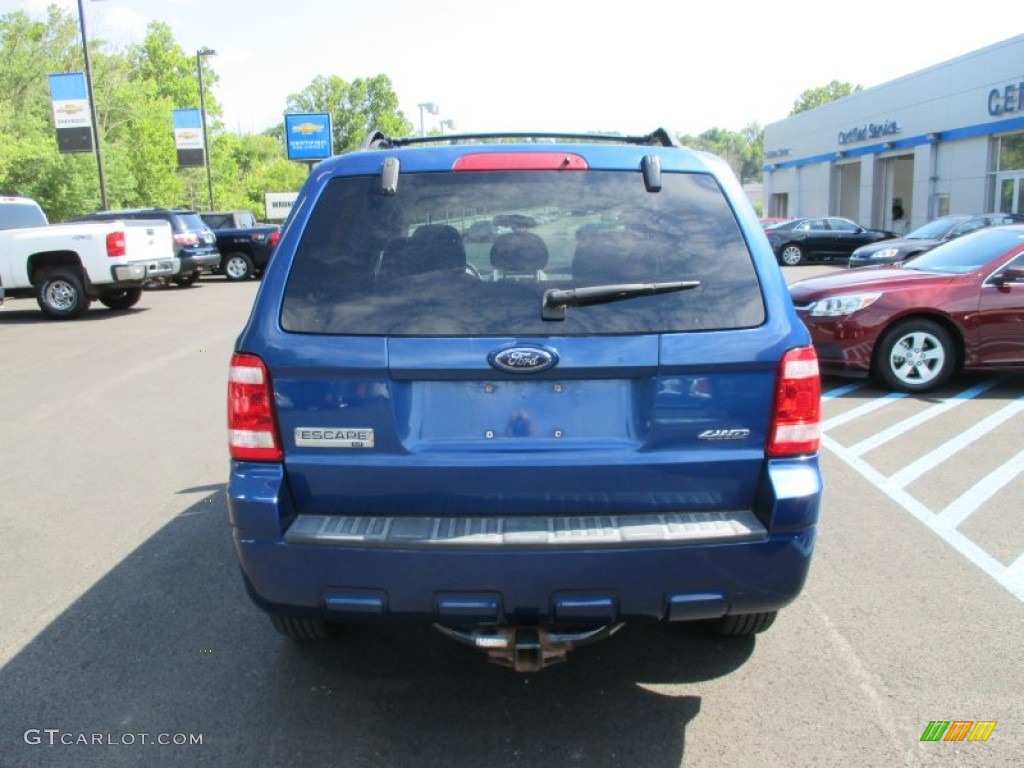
[285,113,333,161]
[48,73,93,153]
[173,108,205,168]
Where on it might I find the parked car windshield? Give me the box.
[904,217,961,240]
[903,228,1024,274]
[281,170,765,336]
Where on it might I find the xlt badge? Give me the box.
[295,428,375,448]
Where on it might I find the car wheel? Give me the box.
[98,287,143,310]
[269,613,331,641]
[36,270,91,319]
[222,252,254,281]
[710,611,777,636]
[779,244,803,266]
[173,272,200,288]
[874,319,956,393]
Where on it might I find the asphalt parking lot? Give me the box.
[0,271,1021,767]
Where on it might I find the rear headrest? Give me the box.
[410,224,467,273]
[377,237,415,279]
[490,231,549,273]
[572,231,656,285]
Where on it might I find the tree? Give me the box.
[284,74,413,152]
[790,80,863,115]
[676,123,764,183]
[0,9,99,215]
[211,132,306,218]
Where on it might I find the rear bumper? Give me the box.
[228,458,821,625]
[178,251,221,274]
[111,258,175,282]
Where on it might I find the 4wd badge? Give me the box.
[488,346,558,374]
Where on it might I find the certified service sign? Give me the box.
[285,113,333,162]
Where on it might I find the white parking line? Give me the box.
[887,398,1024,489]
[1009,554,1024,580]
[846,379,1000,457]
[822,435,1024,602]
[822,391,908,431]
[936,449,1024,530]
[821,381,864,401]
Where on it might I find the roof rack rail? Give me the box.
[359,127,679,151]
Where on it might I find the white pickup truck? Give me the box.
[0,196,176,320]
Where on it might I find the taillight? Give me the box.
[106,231,126,257]
[766,347,821,457]
[269,230,280,248]
[174,232,199,246]
[228,354,282,461]
[453,152,588,171]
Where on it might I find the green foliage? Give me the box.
[285,73,413,152]
[211,133,307,218]
[0,8,297,220]
[677,122,764,183]
[790,80,863,115]
[0,7,859,222]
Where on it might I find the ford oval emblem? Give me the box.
[488,345,558,374]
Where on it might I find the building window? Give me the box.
[770,193,788,218]
[995,133,1024,172]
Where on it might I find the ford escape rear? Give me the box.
[227,129,823,671]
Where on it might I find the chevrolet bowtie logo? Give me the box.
[291,122,324,136]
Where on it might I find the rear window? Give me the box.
[282,170,764,336]
[176,213,209,232]
[0,202,47,230]
[202,214,233,230]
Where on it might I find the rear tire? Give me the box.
[222,252,254,281]
[173,272,200,288]
[269,613,330,641]
[99,287,143,310]
[710,611,777,636]
[779,244,803,266]
[36,270,91,320]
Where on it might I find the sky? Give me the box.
[7,0,1022,138]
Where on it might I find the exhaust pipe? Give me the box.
[434,623,624,672]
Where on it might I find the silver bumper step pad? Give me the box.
[284,510,767,548]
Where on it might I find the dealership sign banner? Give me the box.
[48,73,93,154]
[265,192,298,221]
[173,108,206,168]
[284,113,333,162]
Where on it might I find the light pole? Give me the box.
[196,47,216,211]
[439,119,457,135]
[417,102,439,137]
[77,0,108,209]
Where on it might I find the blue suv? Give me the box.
[227,129,823,670]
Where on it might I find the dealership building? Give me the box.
[762,34,1024,235]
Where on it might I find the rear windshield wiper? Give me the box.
[541,281,700,320]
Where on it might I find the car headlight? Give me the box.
[808,292,882,317]
[869,248,901,260]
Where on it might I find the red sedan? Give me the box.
[788,225,1024,392]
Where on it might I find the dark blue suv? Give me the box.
[227,129,823,670]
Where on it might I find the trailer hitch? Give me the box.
[434,623,624,672]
